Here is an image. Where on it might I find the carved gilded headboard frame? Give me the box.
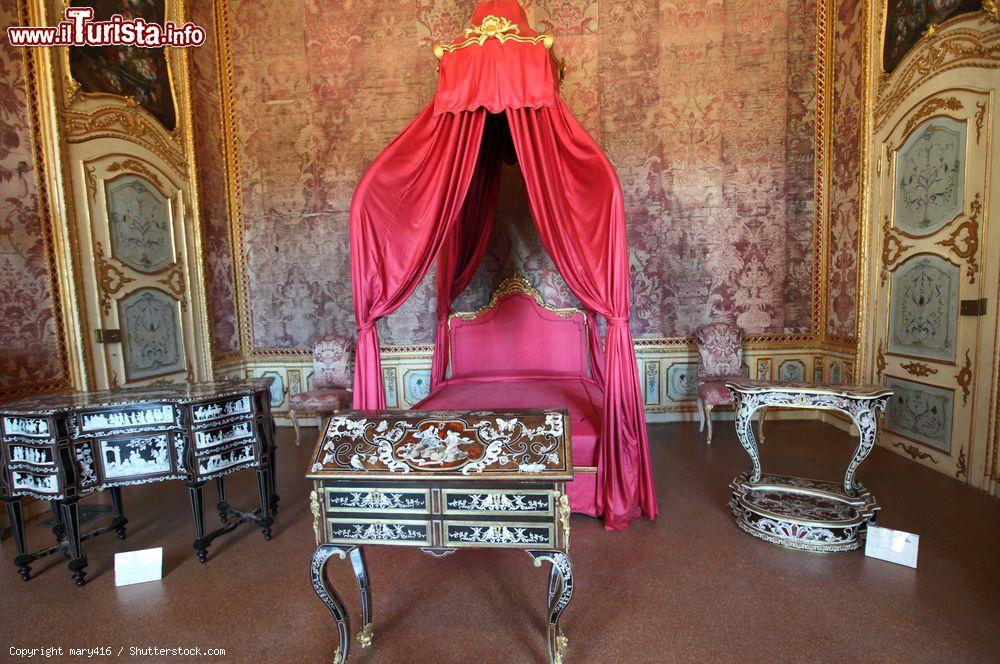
[448,275,583,324]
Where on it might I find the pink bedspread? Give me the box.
[416,375,602,515]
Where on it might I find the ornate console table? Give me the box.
[308,409,574,664]
[0,379,279,585]
[725,381,893,553]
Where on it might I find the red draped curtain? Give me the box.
[350,106,486,408]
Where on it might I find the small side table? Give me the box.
[725,381,892,552]
[307,409,574,664]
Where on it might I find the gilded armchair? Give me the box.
[288,333,355,446]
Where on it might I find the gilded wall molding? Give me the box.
[1,0,75,401]
[875,15,1000,128]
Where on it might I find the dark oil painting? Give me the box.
[68,0,176,131]
[883,0,983,73]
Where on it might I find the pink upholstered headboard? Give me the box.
[448,278,590,380]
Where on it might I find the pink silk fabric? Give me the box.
[349,0,658,529]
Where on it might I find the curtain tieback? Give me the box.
[357,321,377,332]
[607,316,630,327]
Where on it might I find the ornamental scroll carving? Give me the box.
[936,193,982,284]
[881,217,913,285]
[95,242,134,316]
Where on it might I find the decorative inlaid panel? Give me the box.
[643,361,660,405]
[261,371,284,406]
[12,471,58,494]
[324,487,430,513]
[3,417,50,438]
[8,444,54,466]
[894,118,967,236]
[197,444,255,475]
[885,377,953,453]
[105,175,174,273]
[442,489,554,516]
[310,411,571,479]
[403,370,431,405]
[192,396,251,423]
[445,521,553,548]
[119,288,185,380]
[779,360,806,383]
[326,518,431,546]
[80,405,174,432]
[666,363,698,401]
[98,434,172,479]
[888,255,959,362]
[194,421,254,451]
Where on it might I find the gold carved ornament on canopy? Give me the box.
[433,14,554,59]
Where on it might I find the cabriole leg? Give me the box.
[733,400,762,482]
[311,545,351,664]
[349,547,373,648]
[529,550,574,664]
[255,468,273,541]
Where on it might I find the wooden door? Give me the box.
[870,88,992,485]
[74,151,201,389]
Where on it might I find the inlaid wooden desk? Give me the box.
[725,380,893,552]
[0,379,279,585]
[307,409,574,664]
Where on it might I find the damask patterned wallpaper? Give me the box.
[227,0,820,349]
[190,1,241,357]
[0,2,66,393]
[827,0,865,340]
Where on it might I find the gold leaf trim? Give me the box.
[903,96,963,137]
[107,159,165,191]
[955,447,968,479]
[936,193,981,284]
[434,15,554,58]
[309,489,322,545]
[901,361,938,377]
[557,492,571,550]
[450,275,581,322]
[881,216,913,284]
[876,341,886,383]
[956,350,972,406]
[893,441,938,463]
[95,242,134,316]
[975,100,987,143]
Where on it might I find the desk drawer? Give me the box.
[325,518,431,546]
[442,489,554,516]
[444,521,554,549]
[324,487,430,514]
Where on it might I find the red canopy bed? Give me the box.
[349,0,657,529]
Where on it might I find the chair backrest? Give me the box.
[694,322,744,382]
[312,333,355,389]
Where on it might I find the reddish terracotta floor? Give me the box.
[0,421,997,663]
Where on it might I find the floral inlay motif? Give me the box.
[106,175,173,273]
[894,118,967,236]
[885,377,953,453]
[119,289,184,380]
[449,525,549,545]
[888,255,959,362]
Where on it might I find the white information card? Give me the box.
[865,525,919,568]
[114,547,163,586]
